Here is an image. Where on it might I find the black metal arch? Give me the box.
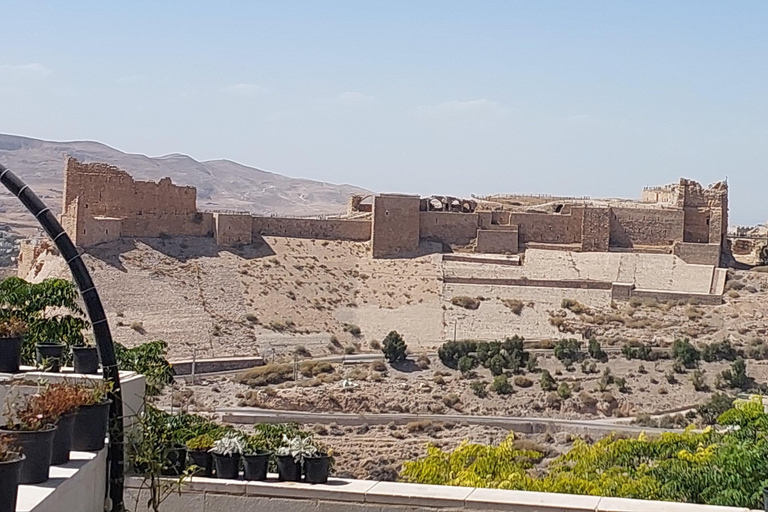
[0,163,124,511]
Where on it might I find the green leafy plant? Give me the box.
[210,434,245,456]
[672,339,701,369]
[553,338,582,366]
[490,374,513,395]
[470,380,488,398]
[115,340,175,395]
[276,435,317,463]
[720,358,753,390]
[588,338,607,362]
[0,277,89,365]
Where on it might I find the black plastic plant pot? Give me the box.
[162,445,188,476]
[188,450,214,477]
[212,453,240,479]
[51,411,77,465]
[764,487,768,512]
[36,342,66,373]
[72,346,100,374]
[0,454,25,512]
[276,455,302,482]
[72,400,111,451]
[303,455,331,484]
[0,336,23,374]
[243,451,271,481]
[0,426,57,484]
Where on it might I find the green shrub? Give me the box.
[490,375,513,395]
[561,299,590,314]
[720,358,753,390]
[672,339,700,369]
[556,383,571,399]
[701,339,742,363]
[457,355,476,374]
[588,338,607,362]
[471,380,488,398]
[382,331,407,363]
[554,338,582,366]
[115,340,175,395]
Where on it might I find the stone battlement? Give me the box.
[52,157,727,267]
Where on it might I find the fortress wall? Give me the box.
[215,213,253,246]
[609,207,684,247]
[63,157,197,218]
[372,195,420,258]
[476,228,519,254]
[252,216,371,241]
[673,242,721,266]
[581,207,610,251]
[507,210,583,245]
[120,212,215,238]
[419,211,480,245]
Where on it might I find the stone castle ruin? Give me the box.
[43,157,727,268]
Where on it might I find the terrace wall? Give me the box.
[251,216,371,241]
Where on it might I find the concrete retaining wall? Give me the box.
[125,475,752,512]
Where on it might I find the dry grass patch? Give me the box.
[501,299,525,315]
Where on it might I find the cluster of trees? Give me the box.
[401,397,768,509]
[438,336,530,376]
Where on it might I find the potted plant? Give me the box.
[0,317,26,373]
[71,381,112,451]
[0,392,58,484]
[185,433,215,477]
[242,435,272,481]
[0,436,24,512]
[209,433,244,480]
[26,383,82,465]
[276,435,316,482]
[303,442,333,484]
[72,338,100,374]
[36,341,67,373]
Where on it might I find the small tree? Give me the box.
[588,338,607,362]
[720,358,752,390]
[672,338,700,369]
[540,370,557,391]
[382,331,407,364]
[554,338,582,366]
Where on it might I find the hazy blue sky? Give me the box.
[1,1,766,224]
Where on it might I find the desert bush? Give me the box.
[553,338,582,366]
[470,380,488,398]
[295,345,311,358]
[344,344,357,355]
[526,354,539,373]
[237,363,294,386]
[690,369,709,392]
[451,296,481,310]
[622,342,664,361]
[382,331,407,363]
[369,339,381,350]
[502,299,524,315]
[720,358,753,390]
[685,306,704,321]
[697,393,735,424]
[245,313,258,323]
[406,420,443,434]
[514,376,533,388]
[343,323,362,337]
[561,298,590,315]
[490,375,513,395]
[615,377,628,394]
[665,370,678,384]
[432,375,445,385]
[370,361,387,372]
[557,382,571,400]
[701,339,742,363]
[540,370,557,391]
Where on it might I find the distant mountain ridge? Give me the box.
[0,134,369,217]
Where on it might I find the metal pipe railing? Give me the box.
[0,163,124,511]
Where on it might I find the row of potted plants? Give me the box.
[127,407,333,486]
[0,317,100,374]
[0,381,112,512]
[0,277,99,376]
[182,432,332,483]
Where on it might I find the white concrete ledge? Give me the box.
[16,449,107,512]
[124,475,757,512]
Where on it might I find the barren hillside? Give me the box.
[26,234,768,362]
[0,133,369,221]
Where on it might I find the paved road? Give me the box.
[217,407,680,436]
